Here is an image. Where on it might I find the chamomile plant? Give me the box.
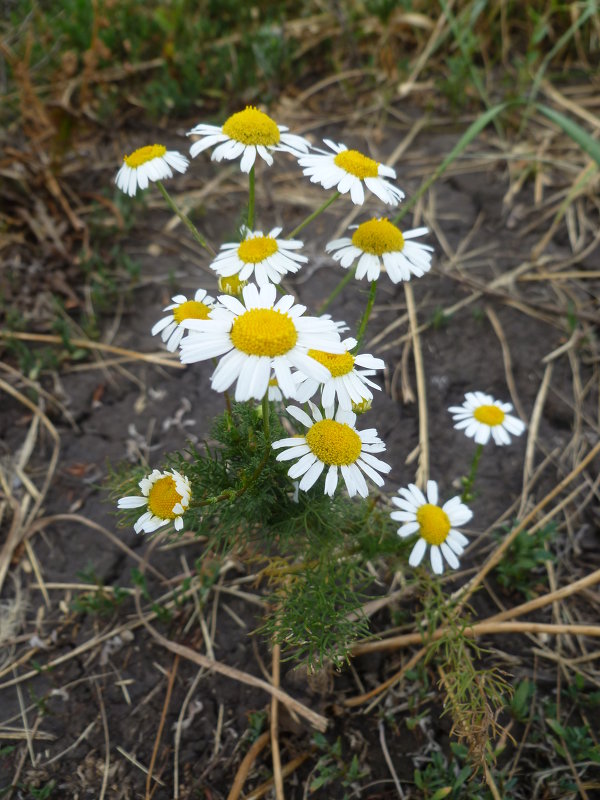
[112,104,525,679]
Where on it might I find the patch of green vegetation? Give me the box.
[310,732,368,795]
[4,0,317,120]
[72,566,129,617]
[508,678,534,723]
[431,306,451,330]
[494,522,557,598]
[130,567,172,622]
[246,710,268,742]
[546,718,600,765]
[26,782,57,800]
[414,743,518,799]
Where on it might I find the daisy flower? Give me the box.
[449,392,526,446]
[151,289,215,352]
[210,227,307,288]
[179,283,345,402]
[115,144,189,197]
[272,402,391,497]
[326,219,433,282]
[118,469,191,533]
[187,106,310,173]
[392,481,472,575]
[294,337,384,411]
[297,140,404,206]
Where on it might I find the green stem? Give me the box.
[355,280,377,351]
[262,393,271,443]
[156,181,215,256]
[247,166,255,230]
[461,443,484,503]
[317,265,356,315]
[288,191,341,239]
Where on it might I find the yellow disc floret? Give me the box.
[352,218,404,255]
[237,236,279,264]
[222,106,281,146]
[307,349,355,377]
[173,300,211,325]
[124,144,167,168]
[230,308,297,357]
[416,504,451,546]
[147,476,185,520]
[473,405,505,427]
[334,149,379,179]
[306,419,362,466]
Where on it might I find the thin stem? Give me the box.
[317,265,356,315]
[247,166,255,230]
[355,280,377,351]
[461,443,484,503]
[262,393,271,443]
[156,181,215,256]
[288,191,340,239]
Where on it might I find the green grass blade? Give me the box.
[393,102,509,224]
[536,104,600,166]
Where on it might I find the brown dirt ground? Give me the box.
[1,112,599,798]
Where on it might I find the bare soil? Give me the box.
[1,113,599,799]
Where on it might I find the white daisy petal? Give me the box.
[409,538,427,567]
[397,521,420,538]
[430,546,443,575]
[441,543,460,569]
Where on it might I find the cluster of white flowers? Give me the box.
[116,106,526,576]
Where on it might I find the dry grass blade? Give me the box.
[0,331,184,369]
[271,643,284,800]
[227,731,270,800]
[146,655,179,800]
[404,283,428,488]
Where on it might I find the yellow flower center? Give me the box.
[124,144,167,168]
[222,106,280,146]
[268,378,279,387]
[352,218,404,255]
[473,405,505,427]
[333,149,379,179]
[147,476,186,520]
[218,274,247,296]
[416,504,451,546]
[307,349,355,377]
[230,308,297,357]
[305,419,362,466]
[173,300,211,325]
[237,236,279,264]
